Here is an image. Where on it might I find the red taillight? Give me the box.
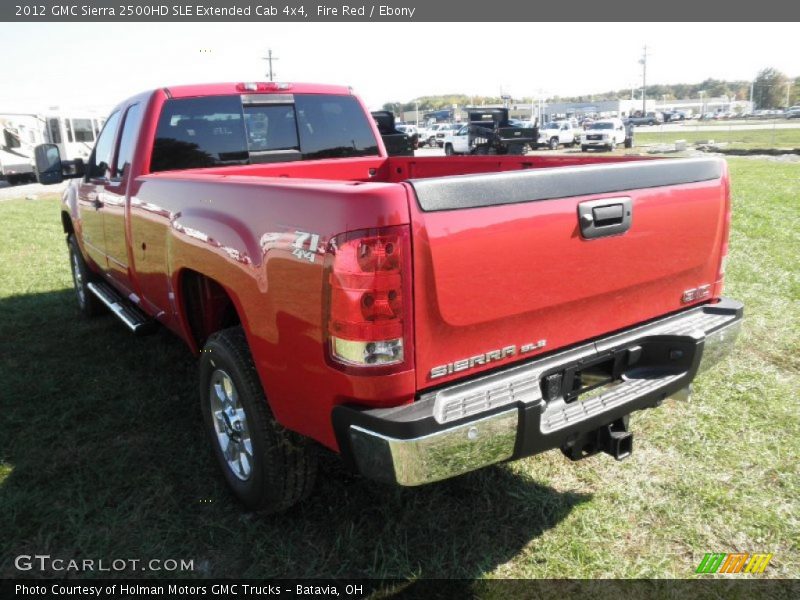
[235,82,292,92]
[324,226,412,372]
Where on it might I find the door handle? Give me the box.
[578,198,632,239]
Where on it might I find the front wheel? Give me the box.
[444,143,454,156]
[67,233,102,317]
[581,145,588,152]
[200,326,317,513]
[609,140,617,151]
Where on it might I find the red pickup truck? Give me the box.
[34,82,742,513]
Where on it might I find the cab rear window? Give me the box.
[150,94,379,173]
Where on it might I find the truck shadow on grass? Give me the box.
[0,289,590,580]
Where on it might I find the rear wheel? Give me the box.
[67,234,102,317]
[200,326,317,513]
[581,145,589,152]
[548,137,559,150]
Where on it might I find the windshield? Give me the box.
[151,93,379,172]
[589,122,614,130]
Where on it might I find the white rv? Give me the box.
[0,113,44,184]
[1,111,106,184]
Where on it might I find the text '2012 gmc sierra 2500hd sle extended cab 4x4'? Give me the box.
[33,82,743,513]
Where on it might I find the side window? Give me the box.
[88,111,121,179]
[3,128,20,149]
[295,95,378,160]
[115,104,143,180]
[48,118,62,144]
[151,95,248,173]
[72,119,95,142]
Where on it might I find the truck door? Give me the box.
[101,103,143,294]
[77,110,120,269]
[453,126,470,153]
[560,122,570,144]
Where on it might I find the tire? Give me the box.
[200,326,317,513]
[609,140,617,151]
[548,137,559,150]
[444,143,454,156]
[67,233,103,317]
[581,145,588,152]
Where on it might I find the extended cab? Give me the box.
[35,82,742,513]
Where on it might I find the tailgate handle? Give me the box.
[578,198,632,239]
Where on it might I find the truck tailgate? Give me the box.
[407,158,729,389]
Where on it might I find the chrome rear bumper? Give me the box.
[333,298,742,486]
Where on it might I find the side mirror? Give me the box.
[33,144,86,184]
[34,144,63,185]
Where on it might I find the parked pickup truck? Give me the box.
[34,82,742,513]
[537,120,579,150]
[442,108,536,155]
[370,111,413,156]
[581,118,628,151]
[627,111,664,126]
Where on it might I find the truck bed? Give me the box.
[155,154,655,184]
[139,154,728,394]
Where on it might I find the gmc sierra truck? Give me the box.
[34,82,742,513]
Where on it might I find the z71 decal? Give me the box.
[292,231,321,263]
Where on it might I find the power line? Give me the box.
[261,49,279,82]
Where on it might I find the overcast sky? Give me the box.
[2,22,798,114]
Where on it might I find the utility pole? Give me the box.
[750,80,754,110]
[261,49,279,82]
[639,45,649,115]
[786,81,792,108]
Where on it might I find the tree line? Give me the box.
[383,68,799,113]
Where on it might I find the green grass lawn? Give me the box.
[1,159,798,582]
[635,127,800,150]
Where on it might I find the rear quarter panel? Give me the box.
[129,175,415,449]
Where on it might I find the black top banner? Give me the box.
[3,0,798,21]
